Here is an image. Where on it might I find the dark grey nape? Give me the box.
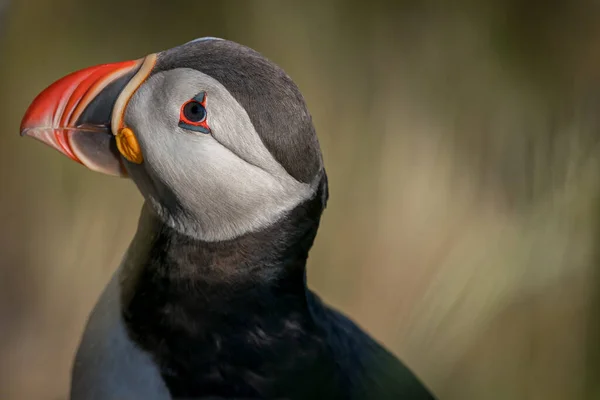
[153,39,323,184]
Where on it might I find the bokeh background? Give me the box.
[2,0,600,399]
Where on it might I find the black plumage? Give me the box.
[120,176,435,399]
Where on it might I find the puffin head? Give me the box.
[21,38,326,241]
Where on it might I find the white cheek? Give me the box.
[122,69,315,241]
[169,137,291,207]
[153,135,312,240]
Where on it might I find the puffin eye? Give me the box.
[179,91,211,134]
[182,101,206,123]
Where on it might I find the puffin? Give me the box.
[20,38,436,400]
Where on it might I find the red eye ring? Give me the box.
[179,91,210,134]
[181,100,206,124]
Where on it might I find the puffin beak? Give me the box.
[20,54,156,176]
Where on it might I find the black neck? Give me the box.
[120,176,333,398]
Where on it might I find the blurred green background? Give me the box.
[2,0,600,399]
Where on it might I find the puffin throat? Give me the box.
[119,180,327,397]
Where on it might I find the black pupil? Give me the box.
[184,101,206,122]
